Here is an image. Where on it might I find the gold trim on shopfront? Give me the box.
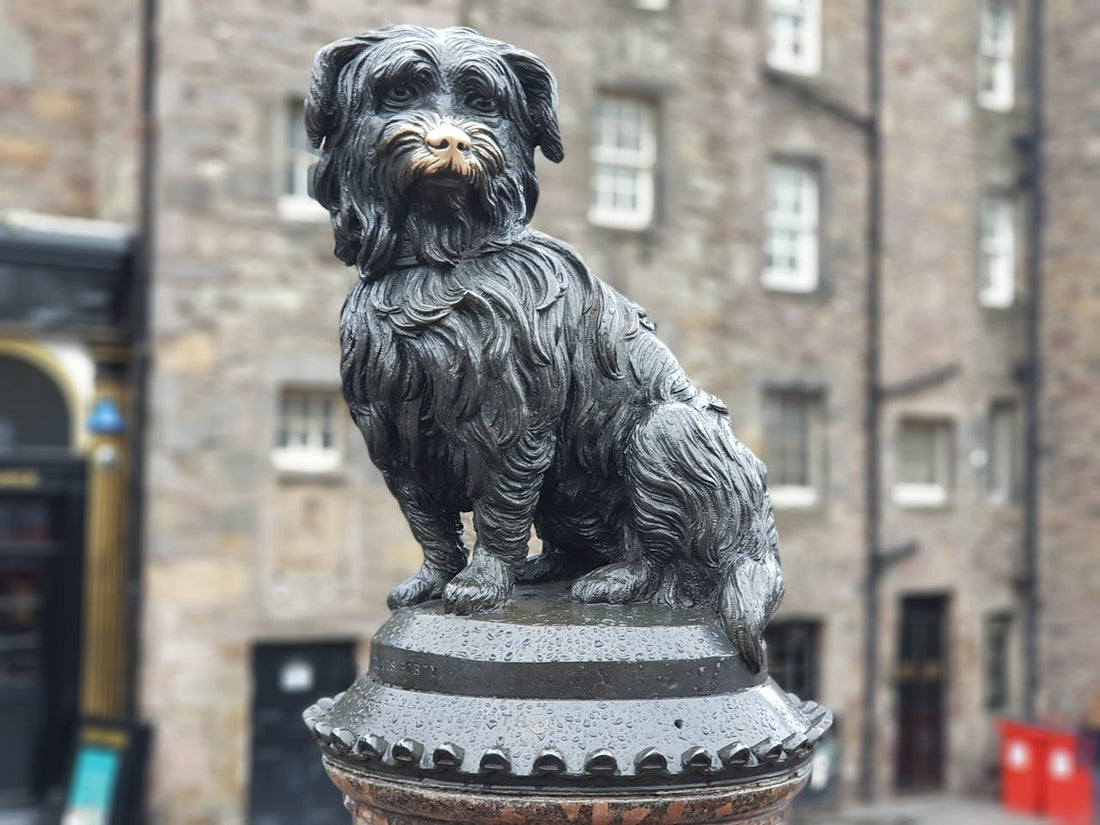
[80,376,130,718]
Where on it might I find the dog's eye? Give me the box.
[383,85,416,107]
[467,95,500,116]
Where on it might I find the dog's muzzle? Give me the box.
[424,124,472,165]
[382,115,502,187]
[416,122,477,179]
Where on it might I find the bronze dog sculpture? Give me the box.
[307,26,784,671]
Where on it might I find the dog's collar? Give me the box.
[388,248,488,270]
[388,235,520,270]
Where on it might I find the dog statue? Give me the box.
[306,26,784,671]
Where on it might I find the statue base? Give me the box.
[325,761,810,824]
[306,584,830,825]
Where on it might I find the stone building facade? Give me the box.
[873,0,1031,795]
[1038,2,1100,725]
[0,0,1097,823]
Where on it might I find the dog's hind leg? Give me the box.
[569,500,661,602]
[570,557,658,604]
[572,405,704,607]
[385,473,468,609]
[584,402,783,671]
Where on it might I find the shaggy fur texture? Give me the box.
[306,25,783,670]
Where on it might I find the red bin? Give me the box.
[998,719,1095,824]
[1042,728,1094,824]
[998,719,1044,814]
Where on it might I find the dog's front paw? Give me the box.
[571,560,655,604]
[443,551,514,615]
[387,566,451,610]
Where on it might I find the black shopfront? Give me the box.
[0,458,86,805]
[0,219,136,812]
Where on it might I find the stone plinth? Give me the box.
[325,764,810,824]
[305,585,831,824]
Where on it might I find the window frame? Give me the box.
[976,0,1015,111]
[588,94,658,232]
[978,193,1017,309]
[278,97,327,222]
[892,418,955,508]
[763,388,827,510]
[764,619,822,700]
[987,400,1019,506]
[271,388,344,474]
[765,0,823,77]
[983,611,1013,712]
[762,160,821,294]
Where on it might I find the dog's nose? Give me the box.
[425,124,472,159]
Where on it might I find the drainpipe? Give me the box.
[124,0,158,721]
[1021,0,1044,721]
[859,0,884,802]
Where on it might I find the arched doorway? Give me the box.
[0,352,85,805]
[0,354,73,453]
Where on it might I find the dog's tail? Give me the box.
[717,474,784,673]
[707,404,784,673]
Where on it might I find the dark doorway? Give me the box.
[248,641,358,825]
[0,459,85,807]
[0,356,71,453]
[895,595,948,791]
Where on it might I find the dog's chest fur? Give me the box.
[339,237,578,474]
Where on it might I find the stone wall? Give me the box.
[0,0,139,219]
[1039,0,1100,724]
[0,0,98,215]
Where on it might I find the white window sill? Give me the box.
[272,448,342,475]
[977,93,1014,112]
[770,485,820,510]
[892,483,949,509]
[979,289,1015,309]
[588,207,652,232]
[761,270,818,294]
[278,195,329,223]
[766,57,821,78]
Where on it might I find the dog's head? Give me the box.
[306,26,564,279]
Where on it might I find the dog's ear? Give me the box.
[305,33,386,150]
[502,49,564,163]
[306,32,398,276]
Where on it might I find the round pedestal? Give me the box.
[325,759,811,824]
[306,584,831,825]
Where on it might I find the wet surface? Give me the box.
[369,584,764,700]
[306,584,832,787]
